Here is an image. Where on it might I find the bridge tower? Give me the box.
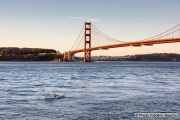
[84,22,91,62]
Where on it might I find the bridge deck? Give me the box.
[70,38,180,54]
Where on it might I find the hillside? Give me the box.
[92,53,180,62]
[0,47,61,61]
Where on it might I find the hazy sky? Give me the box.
[0,0,180,56]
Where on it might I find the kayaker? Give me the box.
[53,92,58,97]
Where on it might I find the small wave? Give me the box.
[12,113,21,117]
[80,86,87,88]
[105,77,116,79]
[16,93,33,96]
[71,76,77,80]
[156,81,169,85]
[0,78,8,82]
[7,97,41,103]
[34,84,43,87]
[59,85,73,88]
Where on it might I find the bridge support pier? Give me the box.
[84,22,91,62]
[63,52,68,61]
[68,53,75,61]
[63,52,75,61]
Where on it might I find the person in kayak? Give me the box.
[53,91,58,97]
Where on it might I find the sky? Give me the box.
[0,0,180,56]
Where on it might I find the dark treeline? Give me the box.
[0,47,56,56]
[92,53,180,62]
[130,53,180,62]
[0,47,62,61]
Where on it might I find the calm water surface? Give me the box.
[0,62,180,120]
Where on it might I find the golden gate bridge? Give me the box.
[63,22,180,62]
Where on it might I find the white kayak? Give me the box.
[44,94,65,100]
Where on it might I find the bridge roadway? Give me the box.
[69,38,180,54]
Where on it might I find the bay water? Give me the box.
[0,62,180,120]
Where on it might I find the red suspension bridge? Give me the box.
[64,22,180,62]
